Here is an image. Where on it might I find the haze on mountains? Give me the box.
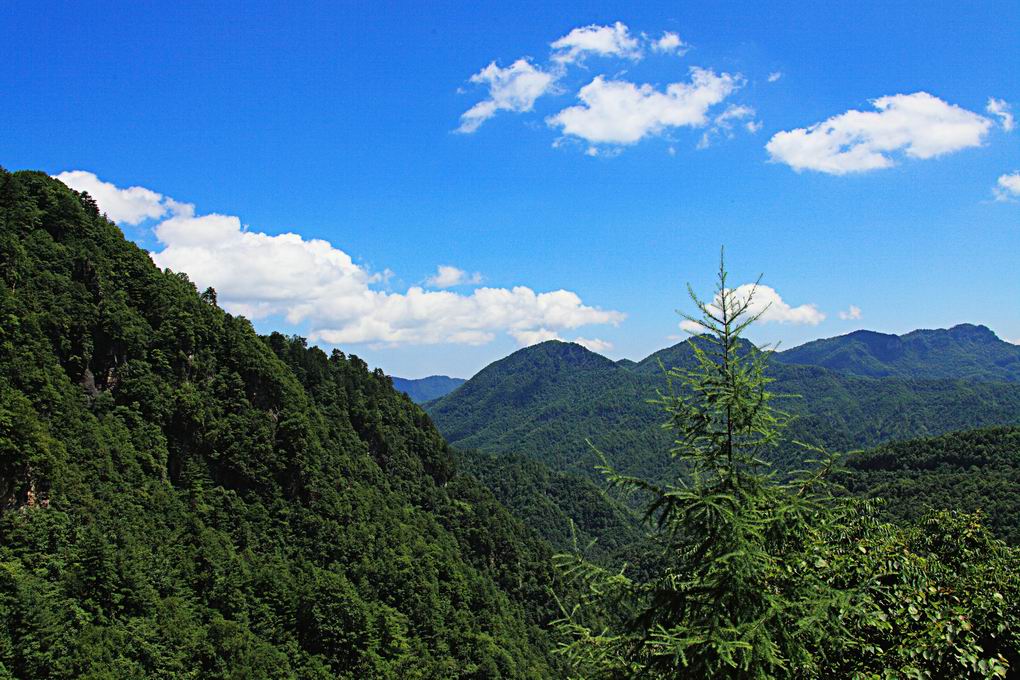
[390,375,466,404]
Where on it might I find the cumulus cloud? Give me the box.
[69,172,623,347]
[680,284,824,332]
[651,31,688,56]
[839,305,863,320]
[987,98,1014,132]
[550,21,642,64]
[994,172,1020,201]
[765,92,993,175]
[767,71,783,83]
[509,328,613,352]
[54,170,182,225]
[547,67,741,145]
[426,265,482,288]
[457,58,557,133]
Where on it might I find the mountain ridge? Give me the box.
[427,332,1020,483]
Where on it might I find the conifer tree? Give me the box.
[554,253,847,677]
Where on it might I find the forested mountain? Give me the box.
[775,324,1020,381]
[428,339,1020,481]
[390,375,465,404]
[839,426,1020,545]
[455,450,643,564]
[0,169,563,678]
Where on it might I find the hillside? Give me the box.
[390,375,465,403]
[839,426,1020,545]
[0,169,563,678]
[427,339,1020,481]
[455,450,644,564]
[776,324,1020,381]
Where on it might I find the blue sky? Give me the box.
[2,1,1018,377]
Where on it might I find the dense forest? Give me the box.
[839,426,1020,545]
[0,169,564,678]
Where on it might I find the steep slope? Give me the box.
[428,339,1020,481]
[776,324,1020,381]
[838,426,1020,545]
[455,450,643,564]
[0,169,562,678]
[390,375,465,403]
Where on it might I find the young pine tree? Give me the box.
[553,255,856,679]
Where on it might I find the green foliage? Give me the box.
[0,169,562,678]
[838,426,1020,545]
[456,450,644,565]
[551,258,1020,679]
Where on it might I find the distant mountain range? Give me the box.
[424,327,1020,562]
[775,323,1020,382]
[391,375,466,403]
[427,327,1020,483]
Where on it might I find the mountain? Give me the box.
[839,426,1020,545]
[390,375,465,403]
[0,169,563,677]
[455,449,644,565]
[427,339,1020,482]
[776,324,1020,381]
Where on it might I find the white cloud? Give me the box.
[547,67,741,145]
[509,327,613,352]
[677,284,824,332]
[574,337,613,352]
[765,92,993,175]
[994,171,1020,201]
[458,58,557,133]
[839,305,863,320]
[54,170,185,225]
[55,173,626,348]
[426,265,482,288]
[767,71,783,83]
[551,22,641,65]
[987,98,1014,132]
[651,31,688,56]
[689,103,759,149]
[715,104,755,126]
[678,319,703,333]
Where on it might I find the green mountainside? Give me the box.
[0,169,562,678]
[428,339,1020,481]
[390,375,466,404]
[775,324,1020,381]
[839,426,1020,545]
[454,450,643,564]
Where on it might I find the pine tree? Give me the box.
[552,254,855,678]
